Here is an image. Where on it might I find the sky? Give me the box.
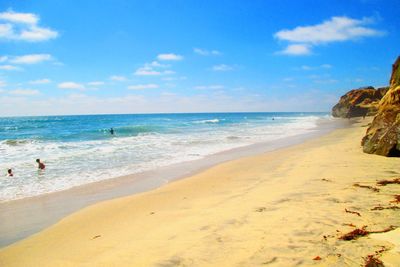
[0,0,399,116]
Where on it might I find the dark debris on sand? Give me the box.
[371,205,399,211]
[345,208,361,216]
[364,255,384,267]
[392,195,400,203]
[339,226,397,241]
[353,183,380,192]
[377,178,400,186]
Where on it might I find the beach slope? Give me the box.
[1,119,399,266]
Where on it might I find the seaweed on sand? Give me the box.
[363,255,384,267]
[392,195,400,203]
[345,208,361,216]
[353,183,380,192]
[377,178,400,186]
[371,205,399,211]
[339,225,397,241]
[339,226,369,240]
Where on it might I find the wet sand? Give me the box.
[0,118,399,266]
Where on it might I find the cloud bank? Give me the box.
[274,16,385,55]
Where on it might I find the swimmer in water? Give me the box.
[36,159,45,170]
[7,169,13,177]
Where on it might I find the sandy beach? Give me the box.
[0,118,399,267]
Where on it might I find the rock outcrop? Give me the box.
[362,56,400,157]
[332,86,389,118]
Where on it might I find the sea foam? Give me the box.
[0,112,329,201]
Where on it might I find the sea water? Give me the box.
[0,112,330,202]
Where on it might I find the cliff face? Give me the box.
[362,56,400,157]
[332,86,388,118]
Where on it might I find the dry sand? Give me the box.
[0,119,399,267]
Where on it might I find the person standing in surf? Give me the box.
[36,159,46,170]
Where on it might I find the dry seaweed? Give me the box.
[363,255,384,267]
[345,208,361,216]
[371,205,399,211]
[353,183,380,192]
[339,227,369,240]
[323,234,334,240]
[392,195,400,203]
[255,207,267,212]
[375,246,389,255]
[312,256,321,260]
[377,178,400,186]
[339,225,397,241]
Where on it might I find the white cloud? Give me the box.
[301,65,312,70]
[275,16,384,44]
[0,89,337,116]
[148,61,168,68]
[0,64,22,71]
[278,44,311,56]
[128,84,159,90]
[10,54,52,64]
[19,26,58,42]
[110,75,127,81]
[9,89,40,96]
[0,10,58,42]
[163,70,175,75]
[212,64,234,71]
[194,85,224,90]
[0,56,8,62]
[87,81,105,86]
[0,11,38,24]
[321,64,332,69]
[157,53,183,61]
[134,62,175,76]
[0,80,6,87]
[134,66,161,76]
[58,82,85,90]
[29,78,51,84]
[275,16,385,55]
[300,64,332,70]
[0,23,13,38]
[193,48,221,56]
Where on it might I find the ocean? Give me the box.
[0,112,330,202]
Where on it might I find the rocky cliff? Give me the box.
[332,86,388,118]
[362,56,400,157]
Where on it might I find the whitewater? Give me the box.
[0,112,331,202]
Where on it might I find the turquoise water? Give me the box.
[0,112,329,201]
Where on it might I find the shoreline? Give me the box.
[0,117,346,247]
[0,117,399,266]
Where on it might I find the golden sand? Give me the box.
[0,119,399,266]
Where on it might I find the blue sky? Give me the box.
[0,0,399,116]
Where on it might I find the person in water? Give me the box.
[36,159,45,170]
[110,128,114,135]
[7,169,13,177]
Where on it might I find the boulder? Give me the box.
[332,86,388,118]
[362,56,400,157]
